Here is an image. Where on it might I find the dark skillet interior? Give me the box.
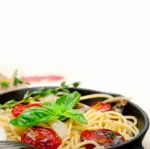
[0,87,149,149]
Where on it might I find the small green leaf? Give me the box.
[10,106,57,127]
[23,91,30,99]
[0,99,17,109]
[60,81,69,89]
[50,89,58,94]
[61,81,66,86]
[109,133,115,139]
[12,69,28,86]
[0,81,10,89]
[13,77,23,86]
[63,109,87,124]
[72,82,80,88]
[56,91,80,110]
[5,99,16,104]
[30,88,52,97]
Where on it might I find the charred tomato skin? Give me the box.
[21,126,62,149]
[81,129,125,149]
[12,104,27,117]
[90,101,111,112]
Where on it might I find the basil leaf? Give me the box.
[63,109,87,124]
[42,102,57,112]
[42,102,65,117]
[10,107,57,127]
[56,91,80,110]
[10,90,86,127]
[42,102,53,108]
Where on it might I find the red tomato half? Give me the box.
[90,101,111,112]
[12,104,27,117]
[81,129,125,149]
[21,126,62,149]
[12,103,41,117]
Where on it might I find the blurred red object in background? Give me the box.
[22,75,64,82]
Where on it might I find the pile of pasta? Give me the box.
[0,94,139,149]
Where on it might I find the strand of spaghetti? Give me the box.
[111,121,137,136]
[104,111,128,124]
[125,116,137,126]
[103,96,128,103]
[86,113,101,122]
[58,136,70,149]
[98,120,137,140]
[71,135,75,149]
[80,94,114,101]
[9,124,20,140]
[67,119,73,135]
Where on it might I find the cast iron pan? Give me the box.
[0,87,149,149]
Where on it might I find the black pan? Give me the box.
[0,87,149,149]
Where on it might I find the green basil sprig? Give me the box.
[0,99,17,109]
[10,91,87,127]
[0,81,80,110]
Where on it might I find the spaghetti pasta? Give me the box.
[0,91,139,149]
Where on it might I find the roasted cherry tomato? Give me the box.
[12,103,41,117]
[90,101,111,112]
[81,129,125,149]
[21,126,62,149]
[12,104,27,117]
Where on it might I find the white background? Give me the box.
[0,0,150,148]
